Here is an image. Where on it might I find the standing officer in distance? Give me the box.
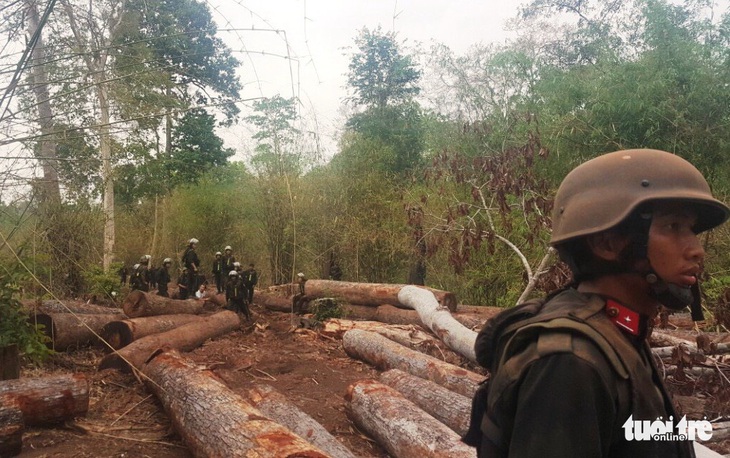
[212,251,224,294]
[157,258,172,297]
[468,149,728,458]
[182,238,200,295]
[243,263,258,305]
[222,246,236,277]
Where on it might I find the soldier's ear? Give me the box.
[585,231,630,262]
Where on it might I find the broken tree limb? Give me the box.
[245,384,357,458]
[99,310,240,372]
[99,314,205,351]
[379,369,471,437]
[0,404,23,457]
[650,329,698,350]
[345,379,476,458]
[122,290,205,318]
[31,312,119,351]
[0,373,89,425]
[398,286,478,362]
[305,280,457,312]
[343,329,482,398]
[141,349,329,457]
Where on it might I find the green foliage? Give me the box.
[82,264,123,302]
[0,268,51,364]
[246,96,302,177]
[310,298,345,324]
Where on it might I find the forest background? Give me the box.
[1,0,730,357]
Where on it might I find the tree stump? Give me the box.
[0,373,89,425]
[0,345,19,380]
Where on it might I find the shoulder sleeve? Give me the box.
[503,352,618,458]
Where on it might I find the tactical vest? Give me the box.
[477,289,694,457]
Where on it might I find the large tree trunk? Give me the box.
[345,379,475,458]
[122,290,205,318]
[398,286,477,362]
[23,299,125,315]
[342,304,485,330]
[379,369,471,437]
[257,293,294,313]
[305,280,457,312]
[0,404,23,457]
[245,384,357,458]
[141,349,329,457]
[100,314,205,351]
[0,373,89,425]
[99,310,240,372]
[342,329,482,398]
[32,313,120,351]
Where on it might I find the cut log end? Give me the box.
[122,290,147,317]
[100,321,133,350]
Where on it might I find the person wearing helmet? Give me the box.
[233,261,242,274]
[469,150,728,458]
[212,252,224,294]
[225,270,251,321]
[130,258,150,292]
[293,272,308,314]
[176,267,189,299]
[157,258,173,297]
[182,238,200,295]
[223,246,236,276]
[243,263,258,305]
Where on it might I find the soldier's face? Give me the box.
[647,202,704,288]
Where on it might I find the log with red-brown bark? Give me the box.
[23,299,125,315]
[99,314,205,351]
[345,379,475,458]
[0,404,23,457]
[245,384,357,458]
[141,348,330,457]
[256,293,295,313]
[31,312,120,351]
[122,290,205,318]
[305,279,458,312]
[99,310,240,372]
[0,373,89,425]
[343,329,482,398]
[379,369,471,436]
[342,304,486,330]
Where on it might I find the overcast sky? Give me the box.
[208,0,528,160]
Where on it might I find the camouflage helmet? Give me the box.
[550,149,729,246]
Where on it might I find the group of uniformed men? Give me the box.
[125,238,258,321]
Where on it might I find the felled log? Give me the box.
[398,286,478,362]
[99,310,240,372]
[343,329,482,398]
[1,345,19,380]
[204,293,226,308]
[379,369,471,437]
[456,304,503,316]
[342,304,485,330]
[31,312,119,351]
[142,349,329,457]
[246,384,357,458]
[257,293,294,313]
[0,404,23,457]
[23,299,125,315]
[122,290,205,318]
[305,279,457,312]
[0,373,89,425]
[99,314,205,351]
[345,379,475,458]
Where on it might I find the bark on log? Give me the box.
[305,280,457,312]
[203,293,226,308]
[1,345,19,380]
[23,299,125,315]
[246,384,357,458]
[455,304,503,317]
[379,369,471,437]
[0,373,89,425]
[398,286,478,362]
[142,348,330,457]
[342,304,485,330]
[345,379,475,458]
[122,290,205,318]
[31,312,119,351]
[0,404,23,457]
[257,293,295,313]
[99,314,205,351]
[343,329,482,398]
[99,310,241,372]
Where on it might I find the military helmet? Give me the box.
[229,270,238,277]
[224,245,232,251]
[233,262,241,268]
[189,238,199,245]
[215,251,222,256]
[163,258,172,264]
[139,255,147,264]
[550,149,729,246]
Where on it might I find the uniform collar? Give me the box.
[605,299,642,336]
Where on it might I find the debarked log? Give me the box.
[99,310,240,372]
[99,314,205,351]
[142,349,330,458]
[379,369,471,437]
[122,290,205,318]
[0,404,23,457]
[342,329,482,398]
[30,312,120,351]
[305,280,457,312]
[0,373,89,425]
[246,384,357,458]
[345,379,475,458]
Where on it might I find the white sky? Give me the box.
[209,0,528,160]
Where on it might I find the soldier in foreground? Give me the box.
[468,150,728,457]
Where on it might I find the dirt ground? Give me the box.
[11,303,730,457]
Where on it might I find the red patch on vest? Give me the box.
[605,299,640,336]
